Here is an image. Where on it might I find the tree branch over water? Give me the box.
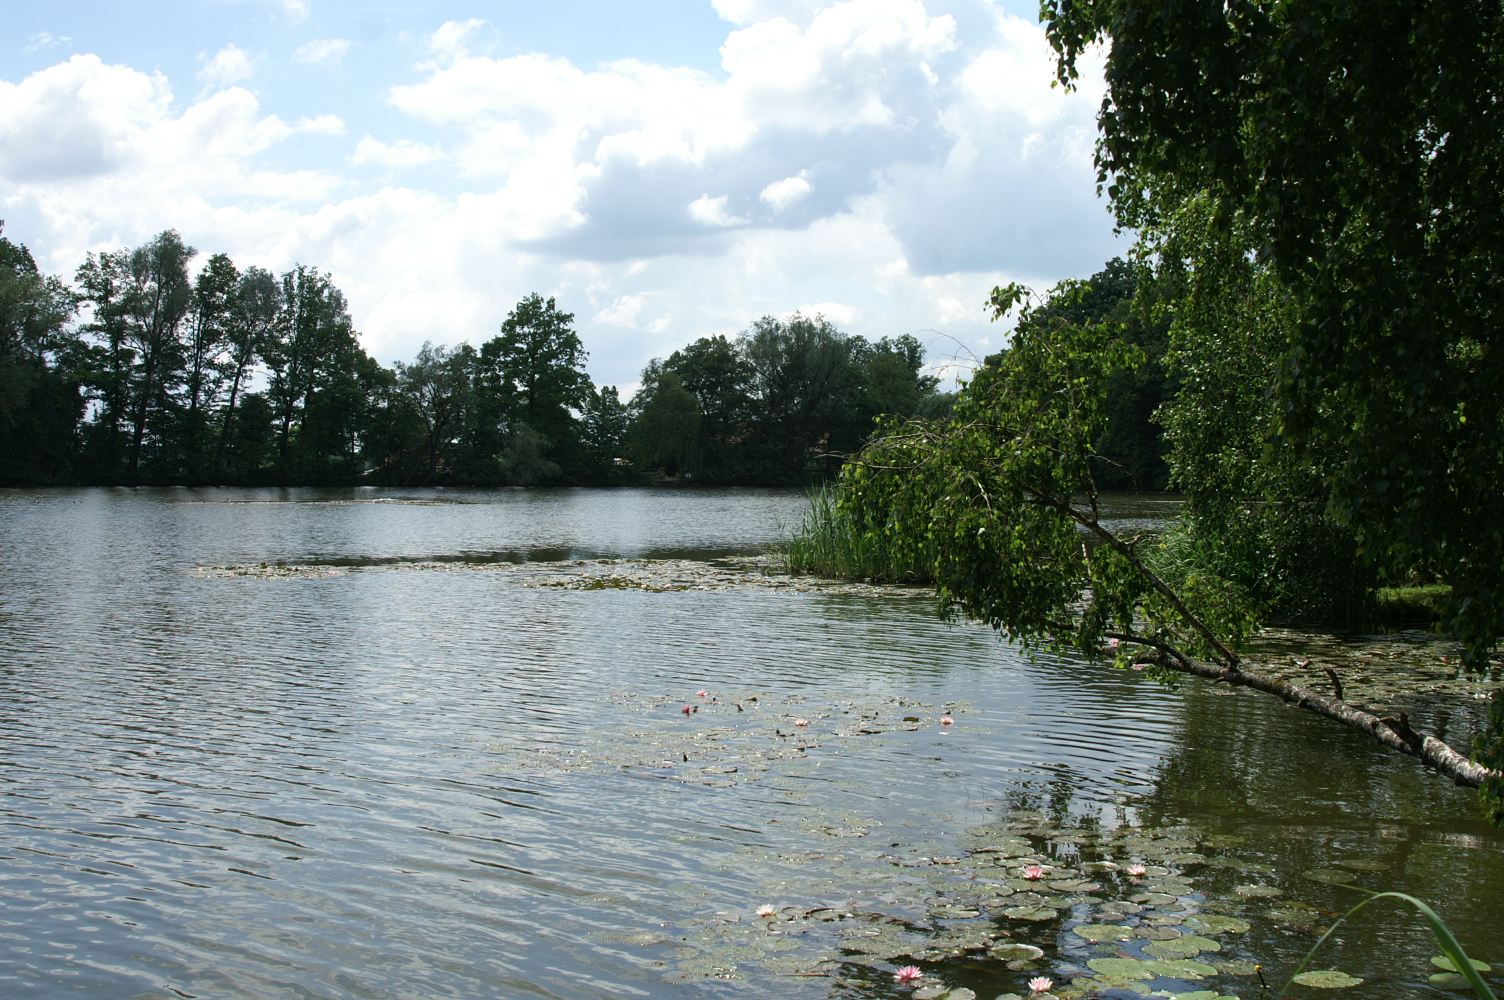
[825,278,1504,819]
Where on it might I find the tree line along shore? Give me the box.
[0,226,1167,491]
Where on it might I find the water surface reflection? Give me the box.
[0,489,1497,1000]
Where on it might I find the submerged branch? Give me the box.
[1123,644,1500,789]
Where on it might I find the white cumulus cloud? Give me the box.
[688,194,745,227]
[760,173,811,210]
[0,1,1123,388]
[199,44,257,89]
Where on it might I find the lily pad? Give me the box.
[1144,935,1222,959]
[1136,926,1184,940]
[1266,907,1322,930]
[1004,905,1058,922]
[913,987,947,1000]
[1334,859,1392,872]
[1143,958,1219,980]
[1072,923,1137,942]
[1129,891,1179,905]
[1430,972,1470,989]
[1233,884,1282,898]
[990,943,1044,961]
[1292,970,1363,989]
[931,905,981,918]
[1087,957,1154,980]
[1302,869,1358,885]
[1431,955,1492,973]
[1184,915,1251,935]
[1214,960,1260,976]
[1099,900,1144,915]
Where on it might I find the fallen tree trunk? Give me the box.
[1115,637,1500,788]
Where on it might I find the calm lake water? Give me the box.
[1,488,1499,1000]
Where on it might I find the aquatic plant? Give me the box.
[1283,889,1496,1000]
[894,964,923,983]
[1027,976,1053,993]
[778,484,933,583]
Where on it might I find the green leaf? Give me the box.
[1291,970,1363,989]
[1071,923,1136,942]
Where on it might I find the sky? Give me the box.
[0,0,1121,390]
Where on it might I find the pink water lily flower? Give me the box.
[940,716,954,725]
[894,965,922,984]
[1022,865,1046,879]
[681,705,693,715]
[755,904,776,917]
[1126,863,1146,876]
[1107,637,1119,648]
[1028,976,1053,994]
[795,718,809,727]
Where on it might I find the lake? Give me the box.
[1,487,1499,1000]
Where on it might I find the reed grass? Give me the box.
[777,485,932,584]
[1285,888,1496,999]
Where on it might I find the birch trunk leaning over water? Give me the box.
[1063,495,1501,789]
[1116,644,1499,789]
[837,280,1504,818]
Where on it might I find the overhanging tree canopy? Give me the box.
[1034,0,1504,815]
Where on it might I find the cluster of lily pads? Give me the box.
[1247,629,1498,730]
[480,687,1494,997]
[193,554,934,596]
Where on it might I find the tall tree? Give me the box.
[0,224,80,485]
[581,384,631,479]
[741,313,861,482]
[263,265,363,482]
[477,294,591,479]
[76,231,196,482]
[631,366,700,477]
[178,253,238,481]
[663,334,755,483]
[217,266,280,482]
[394,341,475,485]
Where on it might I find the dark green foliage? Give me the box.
[837,278,1255,666]
[1,226,943,489]
[661,334,754,483]
[1142,200,1377,625]
[1044,0,1504,669]
[629,316,950,484]
[580,384,632,483]
[393,342,476,485]
[0,223,81,485]
[263,265,374,485]
[986,258,1170,491]
[631,366,700,476]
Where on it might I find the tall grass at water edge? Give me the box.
[777,485,933,584]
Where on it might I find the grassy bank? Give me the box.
[777,486,932,584]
